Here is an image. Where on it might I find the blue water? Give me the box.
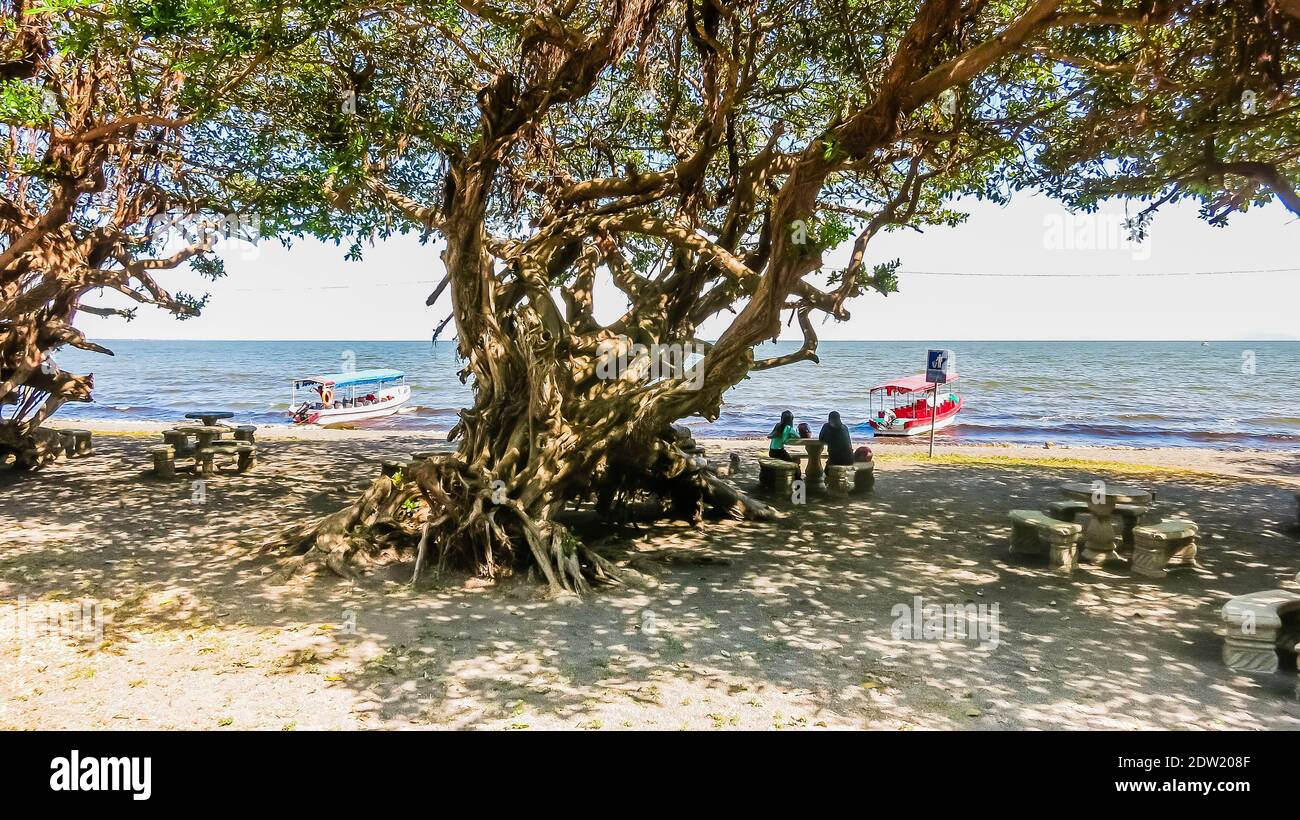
[48,340,1300,450]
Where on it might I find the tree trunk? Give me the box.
[264,365,774,593]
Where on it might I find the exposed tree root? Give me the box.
[260,474,420,581]
[263,429,774,593]
[0,425,63,471]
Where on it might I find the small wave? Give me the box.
[407,406,462,417]
[1241,416,1300,427]
[952,420,1300,448]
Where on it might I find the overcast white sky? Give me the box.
[79,191,1300,342]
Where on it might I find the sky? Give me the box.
[78,191,1300,342]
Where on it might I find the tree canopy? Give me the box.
[5,0,1297,588]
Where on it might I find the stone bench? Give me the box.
[1130,519,1198,579]
[1221,590,1300,674]
[1045,499,1090,522]
[208,440,256,474]
[1008,509,1082,570]
[235,443,256,473]
[162,428,195,456]
[757,457,799,496]
[151,445,176,478]
[59,429,92,457]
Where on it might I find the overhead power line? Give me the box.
[898,266,1300,278]
[223,266,1300,292]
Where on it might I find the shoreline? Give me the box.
[42,418,1300,484]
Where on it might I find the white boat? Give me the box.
[289,368,411,425]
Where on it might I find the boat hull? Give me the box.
[869,399,962,437]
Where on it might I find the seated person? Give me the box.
[767,410,802,479]
[818,411,855,466]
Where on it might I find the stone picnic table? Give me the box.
[174,424,226,450]
[791,438,826,491]
[184,410,235,426]
[1059,481,1153,563]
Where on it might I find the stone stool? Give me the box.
[757,458,799,496]
[162,429,194,456]
[151,445,176,478]
[1294,643,1300,701]
[1221,590,1300,674]
[61,429,92,457]
[825,464,853,496]
[1046,499,1090,522]
[1130,520,1198,579]
[851,461,875,493]
[234,425,257,443]
[195,447,215,478]
[1009,509,1083,570]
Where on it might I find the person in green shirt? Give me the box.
[768,410,801,479]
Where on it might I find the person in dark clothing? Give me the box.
[818,411,855,466]
[768,410,802,479]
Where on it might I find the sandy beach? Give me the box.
[2,422,1298,730]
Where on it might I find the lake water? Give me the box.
[50,339,1300,450]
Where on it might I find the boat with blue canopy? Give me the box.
[289,368,411,425]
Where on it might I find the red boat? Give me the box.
[868,373,963,437]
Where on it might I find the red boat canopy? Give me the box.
[869,372,961,395]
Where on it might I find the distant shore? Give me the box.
[43,419,1300,485]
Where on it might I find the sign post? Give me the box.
[925,349,955,458]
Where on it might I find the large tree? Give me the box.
[257,0,1198,590]
[1028,0,1299,224]
[0,0,341,467]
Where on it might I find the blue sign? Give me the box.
[926,349,955,384]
